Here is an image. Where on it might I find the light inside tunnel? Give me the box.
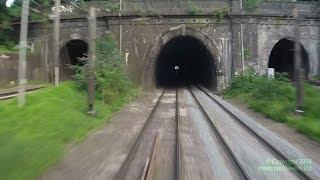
[155,36,216,89]
[268,38,309,80]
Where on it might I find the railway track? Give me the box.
[114,86,320,180]
[115,88,179,180]
[307,80,320,87]
[190,86,320,179]
[0,86,47,100]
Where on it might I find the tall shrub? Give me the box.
[72,34,136,103]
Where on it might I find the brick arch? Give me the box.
[266,36,309,61]
[258,26,310,74]
[60,38,89,51]
[59,39,88,80]
[267,37,310,79]
[141,26,225,90]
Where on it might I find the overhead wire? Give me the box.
[1,1,318,33]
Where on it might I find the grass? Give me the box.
[0,45,17,54]
[0,82,139,180]
[243,0,262,11]
[312,75,320,81]
[223,72,320,141]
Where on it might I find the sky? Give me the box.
[6,0,14,7]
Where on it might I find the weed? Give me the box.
[244,0,262,11]
[223,70,320,141]
[0,33,139,180]
[0,82,138,180]
[244,47,252,61]
[213,7,228,22]
[188,2,201,15]
[71,33,138,104]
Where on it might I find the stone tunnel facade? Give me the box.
[28,0,320,91]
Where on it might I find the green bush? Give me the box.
[224,70,320,141]
[244,47,252,61]
[71,34,138,103]
[213,7,228,22]
[188,3,201,15]
[274,72,290,82]
[0,45,17,54]
[312,75,320,81]
[243,0,262,11]
[0,82,138,180]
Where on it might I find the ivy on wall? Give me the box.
[213,7,229,22]
[243,0,262,11]
[188,2,202,15]
[244,47,253,61]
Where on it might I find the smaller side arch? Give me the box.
[268,37,309,80]
[59,39,88,80]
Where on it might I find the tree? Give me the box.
[0,0,53,51]
[0,0,17,50]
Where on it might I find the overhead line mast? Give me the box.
[18,0,30,107]
[54,0,61,86]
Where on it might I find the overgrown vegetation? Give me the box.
[133,4,143,14]
[72,33,139,104]
[0,0,53,53]
[0,44,17,53]
[243,0,262,11]
[188,3,201,15]
[0,33,139,180]
[312,75,320,81]
[243,0,317,11]
[244,47,252,60]
[0,82,137,180]
[223,69,320,141]
[213,7,229,22]
[0,1,18,53]
[0,0,110,53]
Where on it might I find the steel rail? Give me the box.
[197,85,316,180]
[140,88,180,180]
[0,86,48,100]
[188,86,249,180]
[114,88,165,180]
[175,88,180,180]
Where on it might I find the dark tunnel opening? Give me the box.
[155,36,216,89]
[63,40,88,66]
[268,38,309,80]
[60,40,88,79]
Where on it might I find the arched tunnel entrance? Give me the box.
[155,36,216,89]
[268,38,309,80]
[60,39,88,80]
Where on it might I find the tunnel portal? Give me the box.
[268,38,309,80]
[60,39,88,79]
[155,36,216,89]
[63,40,88,66]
